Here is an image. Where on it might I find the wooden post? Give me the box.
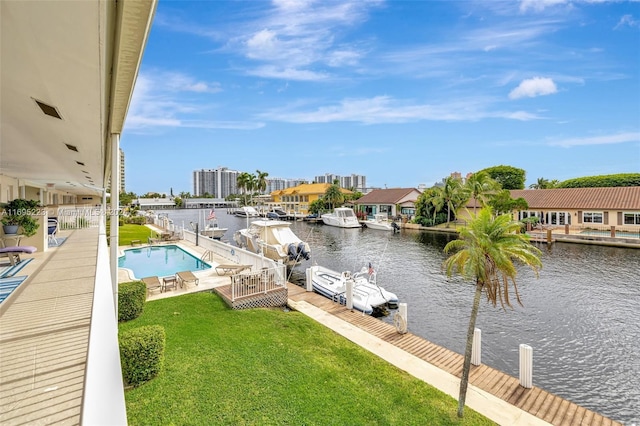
[471,328,481,366]
[565,224,569,234]
[519,344,533,388]
[611,226,616,238]
[546,229,552,244]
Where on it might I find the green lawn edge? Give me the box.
[120,292,495,425]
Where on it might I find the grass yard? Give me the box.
[121,293,494,425]
[108,223,153,246]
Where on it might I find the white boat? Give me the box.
[234,206,260,218]
[200,219,227,240]
[365,213,400,232]
[309,264,399,315]
[233,220,311,268]
[321,207,361,228]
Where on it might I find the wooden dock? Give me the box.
[287,283,620,426]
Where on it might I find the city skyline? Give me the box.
[121,1,639,195]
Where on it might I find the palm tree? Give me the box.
[529,177,550,189]
[465,171,499,215]
[256,170,269,194]
[236,172,252,205]
[323,181,344,211]
[433,176,465,227]
[443,207,542,418]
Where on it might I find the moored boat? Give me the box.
[234,220,311,268]
[365,213,400,232]
[308,264,399,315]
[321,207,361,228]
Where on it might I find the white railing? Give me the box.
[81,220,127,424]
[56,205,103,229]
[230,266,286,301]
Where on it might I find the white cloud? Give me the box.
[509,77,558,99]
[260,95,543,124]
[520,0,568,13]
[615,14,640,29]
[548,132,640,147]
[126,72,262,131]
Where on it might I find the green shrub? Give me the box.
[118,281,146,322]
[126,216,147,225]
[119,325,166,387]
[558,173,640,188]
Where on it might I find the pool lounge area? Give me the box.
[118,244,211,280]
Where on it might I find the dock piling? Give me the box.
[519,344,533,388]
[471,328,481,366]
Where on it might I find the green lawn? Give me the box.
[120,293,494,425]
[108,223,153,246]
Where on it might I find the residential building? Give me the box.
[353,188,423,219]
[314,173,367,193]
[120,148,126,193]
[509,187,640,229]
[0,1,157,424]
[271,183,353,215]
[265,177,307,194]
[193,167,239,198]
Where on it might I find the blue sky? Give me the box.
[122,0,640,195]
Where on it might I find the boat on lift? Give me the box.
[234,220,311,268]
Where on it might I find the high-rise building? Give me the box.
[119,148,125,193]
[314,173,366,192]
[193,167,239,198]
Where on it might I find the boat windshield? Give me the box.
[338,209,355,217]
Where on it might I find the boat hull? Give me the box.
[309,266,398,315]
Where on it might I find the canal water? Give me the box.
[159,209,639,424]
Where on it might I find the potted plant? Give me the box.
[1,199,41,237]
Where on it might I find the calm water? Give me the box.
[118,244,210,278]
[161,209,639,424]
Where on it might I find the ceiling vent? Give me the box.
[65,143,79,152]
[34,99,63,119]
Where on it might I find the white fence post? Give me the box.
[394,302,408,334]
[346,279,354,310]
[471,328,481,366]
[519,344,533,388]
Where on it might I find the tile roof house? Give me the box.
[510,187,640,229]
[271,183,353,215]
[460,187,640,230]
[353,188,422,218]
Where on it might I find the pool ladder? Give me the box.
[201,250,213,261]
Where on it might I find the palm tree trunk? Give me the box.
[457,280,483,417]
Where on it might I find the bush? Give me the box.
[126,216,147,225]
[557,173,640,188]
[118,281,146,322]
[119,325,166,387]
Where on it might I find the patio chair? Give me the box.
[0,246,37,266]
[176,270,199,287]
[47,218,59,245]
[141,276,162,296]
[215,264,252,276]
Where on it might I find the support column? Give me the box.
[110,134,120,318]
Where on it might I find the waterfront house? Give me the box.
[353,188,422,219]
[271,183,353,215]
[459,187,640,232]
[0,1,157,424]
[510,187,640,230]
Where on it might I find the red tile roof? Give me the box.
[510,187,640,210]
[354,188,421,204]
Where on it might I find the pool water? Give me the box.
[118,245,210,279]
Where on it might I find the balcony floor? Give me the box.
[0,228,97,425]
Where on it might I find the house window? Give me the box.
[379,205,392,214]
[583,212,603,224]
[623,212,640,225]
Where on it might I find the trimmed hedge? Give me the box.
[126,216,147,225]
[118,281,146,322]
[119,325,166,387]
[558,173,640,188]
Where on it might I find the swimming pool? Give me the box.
[118,245,210,279]
[579,229,640,238]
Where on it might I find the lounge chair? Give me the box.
[0,246,37,266]
[176,270,199,287]
[215,264,252,276]
[141,276,162,296]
